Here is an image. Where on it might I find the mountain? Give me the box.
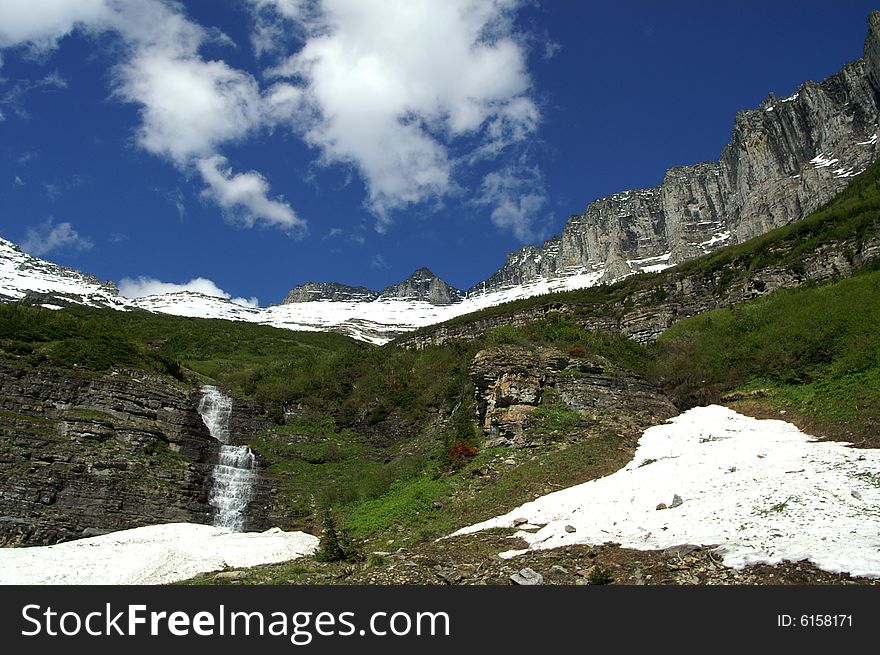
[283,269,464,306]
[0,237,125,309]
[4,13,880,345]
[471,11,880,294]
[283,282,379,304]
[379,268,464,305]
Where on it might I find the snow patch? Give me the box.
[697,231,732,250]
[450,406,880,578]
[627,252,673,274]
[810,153,840,168]
[0,523,318,585]
[857,133,878,146]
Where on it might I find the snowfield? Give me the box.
[0,524,318,585]
[451,406,880,578]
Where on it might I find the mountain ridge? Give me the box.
[4,12,880,344]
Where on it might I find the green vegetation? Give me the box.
[3,158,880,564]
[652,269,880,443]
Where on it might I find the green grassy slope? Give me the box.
[651,267,880,445]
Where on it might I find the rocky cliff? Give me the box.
[379,268,464,305]
[402,211,880,349]
[471,11,880,294]
[282,268,464,307]
[283,282,379,304]
[470,347,676,447]
[0,364,220,546]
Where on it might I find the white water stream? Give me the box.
[198,385,257,532]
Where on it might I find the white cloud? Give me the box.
[115,53,264,164]
[0,0,111,51]
[21,219,93,256]
[0,0,303,235]
[2,0,546,242]
[0,70,68,121]
[118,275,260,308]
[477,165,548,242]
[370,253,390,270]
[263,0,539,229]
[245,0,315,58]
[197,155,306,232]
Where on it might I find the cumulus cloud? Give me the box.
[118,276,260,308]
[115,53,264,165]
[0,0,111,52]
[2,0,547,242]
[262,0,539,229]
[197,155,306,232]
[0,0,302,233]
[21,219,93,256]
[476,165,548,242]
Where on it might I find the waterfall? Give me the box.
[197,385,257,532]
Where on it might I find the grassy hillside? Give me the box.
[651,266,880,446]
[2,159,879,558]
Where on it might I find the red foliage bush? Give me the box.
[448,439,478,463]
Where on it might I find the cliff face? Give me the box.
[470,347,676,447]
[282,282,379,303]
[0,365,218,545]
[472,12,880,294]
[378,268,464,305]
[404,215,880,350]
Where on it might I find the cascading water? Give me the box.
[197,385,256,532]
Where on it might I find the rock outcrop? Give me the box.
[283,282,379,304]
[404,214,880,350]
[282,268,465,307]
[0,364,219,546]
[470,347,676,446]
[470,11,880,294]
[379,268,464,305]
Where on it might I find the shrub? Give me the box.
[587,565,614,585]
[314,510,360,563]
[447,439,478,464]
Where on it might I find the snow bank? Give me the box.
[451,406,880,578]
[0,523,319,585]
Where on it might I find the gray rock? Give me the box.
[670,494,683,508]
[510,568,544,585]
[0,363,272,546]
[215,570,250,580]
[470,12,880,297]
[282,282,378,304]
[564,525,576,533]
[379,268,464,305]
[435,568,464,585]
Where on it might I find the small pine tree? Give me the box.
[314,510,360,563]
[315,510,346,562]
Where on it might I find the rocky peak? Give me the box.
[282,281,379,304]
[470,11,880,295]
[380,268,464,305]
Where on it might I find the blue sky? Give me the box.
[1,1,878,306]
